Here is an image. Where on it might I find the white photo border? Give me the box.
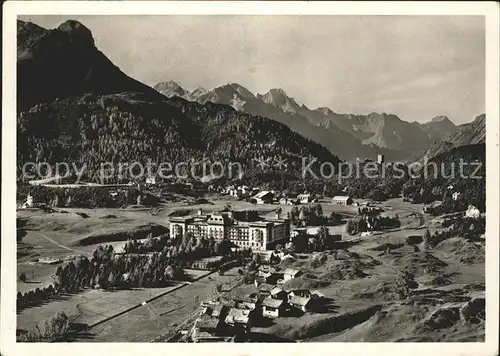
[2,2,499,356]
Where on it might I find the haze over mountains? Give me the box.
[154,81,479,161]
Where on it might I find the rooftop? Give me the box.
[225,308,251,324]
[258,283,275,292]
[169,211,288,227]
[287,289,311,296]
[283,268,301,276]
[262,297,284,308]
[289,295,312,307]
[253,191,273,199]
[332,195,351,201]
[231,294,259,304]
[195,315,221,329]
[270,287,285,296]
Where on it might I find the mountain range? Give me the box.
[16,20,342,184]
[416,113,486,161]
[154,81,467,161]
[16,19,485,181]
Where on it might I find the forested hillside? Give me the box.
[17,20,341,183]
[403,143,486,212]
[17,92,341,183]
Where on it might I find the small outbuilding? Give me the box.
[332,196,353,205]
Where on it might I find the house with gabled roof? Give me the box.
[224,307,254,332]
[332,195,353,205]
[288,295,313,312]
[251,191,274,204]
[257,283,275,296]
[283,268,302,281]
[287,289,312,300]
[270,286,288,301]
[262,297,285,318]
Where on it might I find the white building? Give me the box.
[297,194,312,204]
[332,196,353,205]
[22,194,34,208]
[169,211,290,250]
[465,205,480,219]
[251,191,274,204]
[262,297,285,318]
[452,192,461,201]
[283,268,301,281]
[279,197,296,205]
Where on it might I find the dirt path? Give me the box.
[35,232,91,256]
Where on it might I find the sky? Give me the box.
[20,15,485,124]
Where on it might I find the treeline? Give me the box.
[424,216,485,248]
[17,243,188,310]
[345,214,401,235]
[17,185,160,208]
[289,204,342,226]
[17,283,61,311]
[17,94,342,184]
[342,163,410,200]
[283,226,341,253]
[17,232,251,310]
[402,144,486,212]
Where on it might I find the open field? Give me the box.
[78,267,241,342]
[17,283,183,332]
[16,197,484,342]
[15,197,357,293]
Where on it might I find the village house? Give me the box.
[283,268,302,281]
[465,205,481,219]
[231,295,260,312]
[145,175,156,185]
[287,289,312,300]
[270,287,288,301]
[227,185,255,198]
[224,307,253,332]
[297,193,312,204]
[22,194,34,208]
[257,283,275,296]
[332,195,353,205]
[279,197,297,205]
[288,295,313,312]
[310,290,325,299]
[251,191,274,204]
[257,269,282,285]
[194,314,222,336]
[210,304,228,319]
[452,192,461,201]
[262,297,286,319]
[423,200,443,213]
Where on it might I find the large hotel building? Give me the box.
[169,210,290,250]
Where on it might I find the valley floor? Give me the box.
[16,197,485,342]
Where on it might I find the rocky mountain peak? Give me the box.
[258,88,300,113]
[57,20,95,47]
[154,81,188,98]
[315,106,334,116]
